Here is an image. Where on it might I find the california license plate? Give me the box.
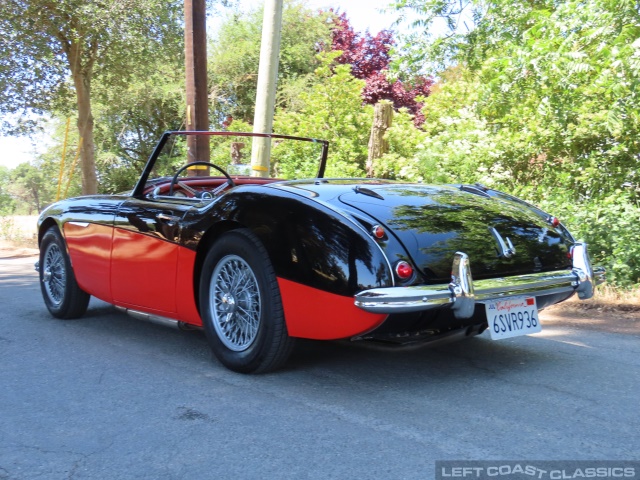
[484,296,541,340]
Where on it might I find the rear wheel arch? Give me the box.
[190,195,395,316]
[191,212,293,317]
[193,220,244,317]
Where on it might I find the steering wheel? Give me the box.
[169,161,236,197]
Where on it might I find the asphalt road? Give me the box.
[1,255,639,480]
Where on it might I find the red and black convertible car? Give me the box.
[36,131,605,373]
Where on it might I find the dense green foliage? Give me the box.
[389,0,640,285]
[0,166,15,215]
[530,188,640,287]
[91,60,186,193]
[272,53,373,178]
[394,0,640,194]
[209,1,334,125]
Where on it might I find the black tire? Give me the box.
[39,226,90,319]
[199,229,294,373]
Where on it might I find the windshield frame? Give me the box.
[131,131,329,198]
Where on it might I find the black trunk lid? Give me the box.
[338,184,572,282]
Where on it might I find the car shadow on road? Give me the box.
[60,300,573,384]
[287,335,556,378]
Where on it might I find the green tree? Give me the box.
[8,162,55,214]
[0,0,184,195]
[272,52,373,178]
[209,0,334,125]
[394,0,640,197]
[375,107,428,180]
[91,59,186,193]
[391,0,640,285]
[391,0,547,72]
[0,166,16,214]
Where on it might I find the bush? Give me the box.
[514,187,640,287]
[273,53,372,178]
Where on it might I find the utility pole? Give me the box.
[185,0,209,176]
[251,0,283,178]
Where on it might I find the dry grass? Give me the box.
[0,215,39,249]
[593,284,640,306]
[553,283,640,314]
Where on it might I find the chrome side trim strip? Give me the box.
[114,306,203,331]
[354,243,604,316]
[115,306,180,330]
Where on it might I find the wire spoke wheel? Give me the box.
[210,255,261,352]
[199,229,293,373]
[38,227,90,319]
[42,242,67,306]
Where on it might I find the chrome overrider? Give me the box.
[354,243,606,318]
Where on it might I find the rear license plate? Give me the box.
[484,296,541,340]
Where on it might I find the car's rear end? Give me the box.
[288,180,604,345]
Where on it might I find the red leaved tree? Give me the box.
[330,12,433,126]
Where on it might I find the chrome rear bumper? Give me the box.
[354,243,605,318]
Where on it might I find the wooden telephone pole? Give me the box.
[185,0,209,175]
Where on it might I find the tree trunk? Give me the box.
[73,72,98,195]
[230,142,245,164]
[367,101,393,178]
[64,36,98,196]
[32,187,40,212]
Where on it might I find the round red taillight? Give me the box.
[372,225,385,239]
[395,261,414,280]
[547,216,560,227]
